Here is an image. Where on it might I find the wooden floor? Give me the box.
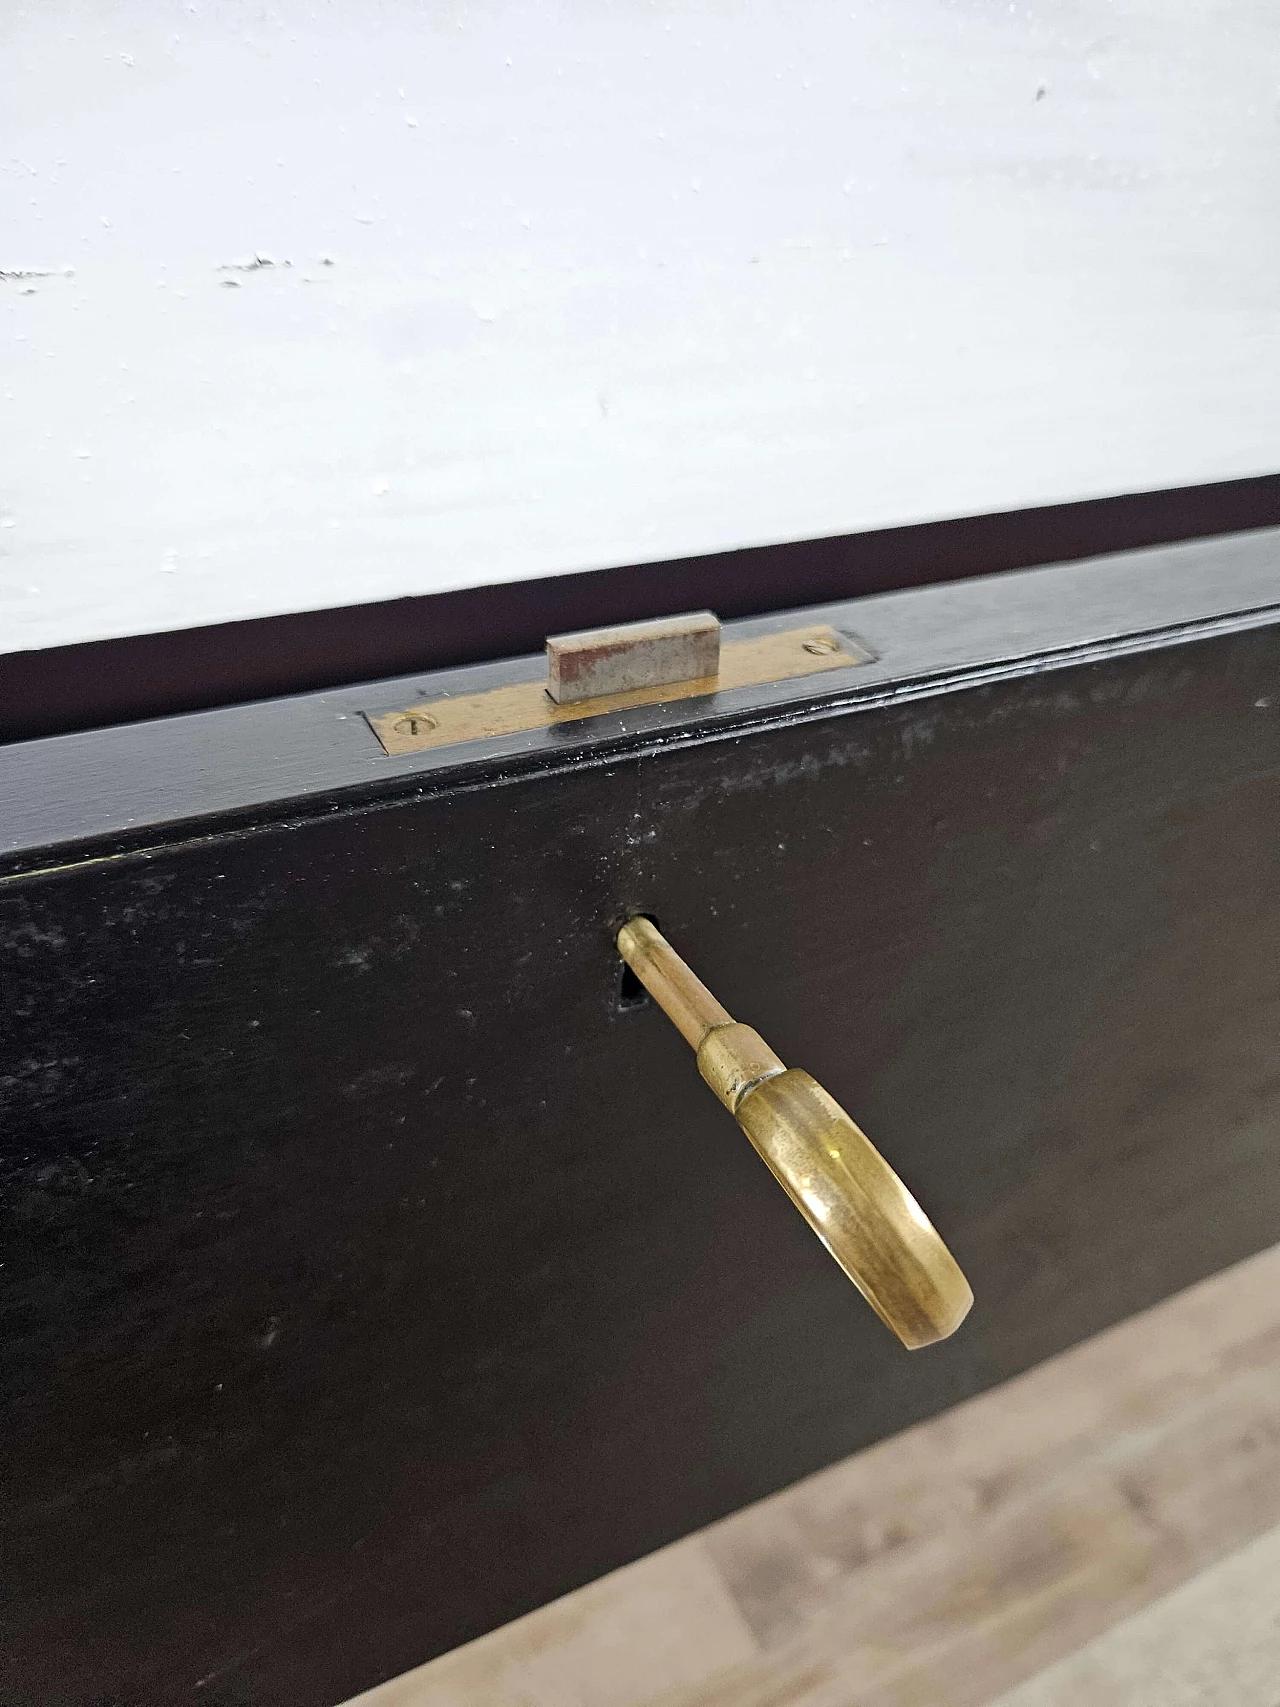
[990,1522,1280,1707]
[344,1243,1280,1707]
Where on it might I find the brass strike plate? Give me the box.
[366,625,874,757]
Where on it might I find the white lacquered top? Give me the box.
[3,0,1278,653]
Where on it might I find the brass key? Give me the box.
[617,917,972,1349]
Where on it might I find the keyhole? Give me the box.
[617,914,660,1010]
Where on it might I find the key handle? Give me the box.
[617,917,973,1349]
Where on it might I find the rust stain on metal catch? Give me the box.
[547,611,721,704]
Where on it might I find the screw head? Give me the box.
[803,637,840,656]
[393,713,438,737]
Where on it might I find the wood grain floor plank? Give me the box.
[345,1537,758,1707]
[988,1521,1280,1707]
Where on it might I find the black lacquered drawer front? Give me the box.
[5,555,1280,1706]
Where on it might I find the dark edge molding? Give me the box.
[5,536,1280,882]
[3,472,1279,744]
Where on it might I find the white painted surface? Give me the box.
[2,0,1278,651]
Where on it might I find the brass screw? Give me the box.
[393,713,438,737]
[803,637,839,656]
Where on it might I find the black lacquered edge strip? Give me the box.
[4,597,1279,888]
[3,473,1278,744]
